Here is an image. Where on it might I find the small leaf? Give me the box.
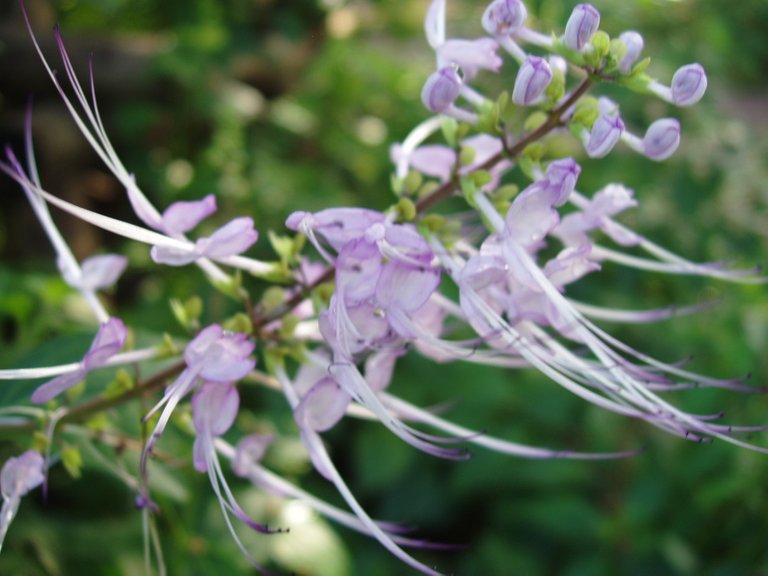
[61,443,83,479]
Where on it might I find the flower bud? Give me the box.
[564,3,600,52]
[421,66,462,113]
[585,112,624,158]
[642,118,680,161]
[545,158,581,205]
[618,31,643,73]
[671,63,707,106]
[512,56,553,106]
[481,0,527,36]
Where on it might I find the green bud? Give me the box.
[440,117,459,147]
[104,368,134,399]
[396,197,417,222]
[417,181,440,199]
[471,170,492,187]
[403,170,423,195]
[524,111,549,132]
[459,145,476,167]
[522,142,547,162]
[261,286,286,312]
[572,96,599,128]
[223,312,253,335]
[62,443,83,479]
[591,31,610,59]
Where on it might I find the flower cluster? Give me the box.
[0,1,765,574]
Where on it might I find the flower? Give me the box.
[512,55,553,106]
[0,451,45,552]
[563,3,600,52]
[30,318,127,403]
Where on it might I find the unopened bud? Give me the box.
[618,31,643,73]
[564,3,600,52]
[642,118,680,161]
[481,0,527,36]
[512,56,553,106]
[671,63,707,106]
[585,112,624,158]
[421,67,462,113]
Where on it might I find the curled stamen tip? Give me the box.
[135,495,159,511]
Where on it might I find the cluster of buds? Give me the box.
[0,1,764,574]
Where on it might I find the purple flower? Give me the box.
[151,217,258,266]
[544,158,581,205]
[671,63,707,106]
[140,324,255,499]
[437,38,502,78]
[0,451,45,552]
[585,112,625,158]
[421,66,462,113]
[481,0,528,36]
[31,317,127,403]
[618,31,644,73]
[512,56,553,106]
[554,183,639,247]
[563,4,600,52]
[642,118,681,161]
[63,254,128,292]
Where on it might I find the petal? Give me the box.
[84,317,127,368]
[424,0,445,48]
[161,194,217,236]
[232,434,274,477]
[150,244,200,266]
[192,382,240,437]
[1,451,45,500]
[31,369,86,404]
[376,262,441,314]
[336,239,382,304]
[196,217,258,259]
[294,377,351,432]
[75,254,128,291]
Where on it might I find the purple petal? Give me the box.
[376,262,441,314]
[564,3,600,51]
[76,254,128,291]
[83,317,128,368]
[336,239,382,304]
[301,208,386,251]
[196,217,258,259]
[505,181,561,249]
[512,56,552,106]
[437,38,502,78]
[294,377,351,432]
[586,113,625,158]
[31,369,86,404]
[421,67,462,114]
[125,175,163,230]
[150,244,200,266]
[482,0,527,36]
[1,451,45,500]
[161,194,217,236]
[192,436,208,473]
[192,382,240,437]
[232,434,274,477]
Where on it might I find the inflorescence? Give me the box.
[0,1,765,574]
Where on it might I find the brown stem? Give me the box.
[0,361,185,437]
[415,77,593,213]
[250,78,594,328]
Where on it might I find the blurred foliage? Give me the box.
[0,0,767,575]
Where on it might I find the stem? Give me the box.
[249,78,594,329]
[0,361,185,437]
[416,77,593,213]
